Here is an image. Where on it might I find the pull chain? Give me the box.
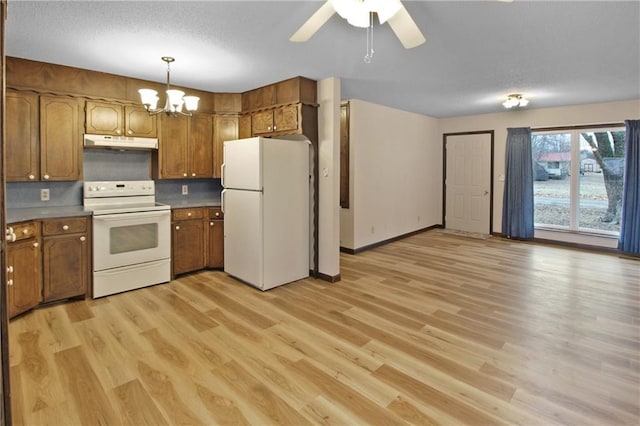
[364,11,374,63]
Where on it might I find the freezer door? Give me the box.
[222,189,264,288]
[222,137,262,191]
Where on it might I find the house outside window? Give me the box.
[532,126,626,237]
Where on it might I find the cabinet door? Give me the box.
[159,114,189,178]
[42,233,89,302]
[124,105,157,137]
[213,115,239,179]
[7,238,42,318]
[207,219,224,268]
[188,113,213,178]
[238,114,252,139]
[6,91,39,182]
[251,110,274,135]
[172,219,206,275]
[273,104,300,133]
[40,96,82,181]
[85,101,123,135]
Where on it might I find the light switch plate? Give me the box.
[41,188,50,201]
[182,185,188,195]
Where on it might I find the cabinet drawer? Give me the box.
[42,217,89,236]
[172,208,205,221]
[208,207,224,219]
[10,221,39,241]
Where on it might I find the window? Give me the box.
[532,126,626,236]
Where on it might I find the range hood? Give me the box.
[84,134,158,150]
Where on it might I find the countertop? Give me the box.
[7,205,91,224]
[158,198,221,209]
[7,199,221,223]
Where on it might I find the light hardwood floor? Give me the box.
[8,230,640,425]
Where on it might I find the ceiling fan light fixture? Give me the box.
[502,94,529,109]
[138,56,199,117]
[332,0,401,27]
[370,0,401,24]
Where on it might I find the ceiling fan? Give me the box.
[290,0,426,49]
[290,0,514,49]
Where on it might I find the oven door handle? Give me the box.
[93,210,170,222]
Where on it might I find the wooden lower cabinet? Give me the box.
[6,222,42,318]
[172,207,225,276]
[41,217,90,302]
[172,208,206,275]
[207,207,224,268]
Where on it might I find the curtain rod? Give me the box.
[532,122,625,132]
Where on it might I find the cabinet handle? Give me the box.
[28,174,35,180]
[7,279,13,286]
[215,212,220,217]
[116,129,122,135]
[6,266,14,274]
[210,221,214,226]
[183,173,188,177]
[80,236,86,242]
[33,242,39,248]
[62,225,69,231]
[187,212,192,217]
[5,227,16,242]
[191,173,196,177]
[22,229,30,235]
[273,125,277,130]
[43,174,50,180]
[175,225,180,231]
[127,130,133,135]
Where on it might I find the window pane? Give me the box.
[578,131,624,233]
[532,133,571,227]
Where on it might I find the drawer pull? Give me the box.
[7,279,13,286]
[6,266,14,274]
[62,225,70,231]
[22,229,30,235]
[210,221,214,226]
[187,212,192,217]
[80,236,86,242]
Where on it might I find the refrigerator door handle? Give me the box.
[221,189,226,214]
[221,163,226,187]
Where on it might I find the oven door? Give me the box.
[93,210,170,271]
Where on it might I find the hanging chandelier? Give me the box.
[138,56,199,116]
[502,94,530,109]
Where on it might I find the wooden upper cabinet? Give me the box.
[6,91,39,182]
[124,105,157,137]
[239,114,252,139]
[242,84,276,111]
[213,115,239,179]
[276,77,317,105]
[189,113,214,178]
[252,104,300,136]
[40,95,82,181]
[85,101,123,135]
[158,114,189,178]
[86,101,157,137]
[157,113,214,179]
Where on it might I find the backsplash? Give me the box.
[6,149,222,208]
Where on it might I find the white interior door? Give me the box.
[445,133,492,234]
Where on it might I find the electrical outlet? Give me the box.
[181,185,188,195]
[41,188,50,201]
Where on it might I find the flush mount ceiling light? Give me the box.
[138,56,199,117]
[502,94,530,109]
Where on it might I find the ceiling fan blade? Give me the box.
[387,5,426,49]
[290,1,336,42]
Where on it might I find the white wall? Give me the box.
[317,78,341,278]
[340,99,441,250]
[440,99,640,247]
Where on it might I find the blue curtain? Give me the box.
[502,127,534,239]
[619,119,640,254]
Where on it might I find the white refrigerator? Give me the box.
[222,136,310,290]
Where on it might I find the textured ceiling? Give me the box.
[5,0,640,118]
